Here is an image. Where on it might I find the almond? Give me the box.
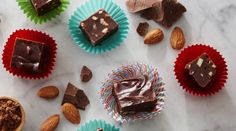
[170,26,185,50]
[144,28,164,44]
[61,103,81,124]
[37,86,59,99]
[40,114,60,131]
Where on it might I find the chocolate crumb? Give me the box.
[0,99,22,131]
[136,22,149,37]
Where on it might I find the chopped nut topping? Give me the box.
[100,18,109,26]
[92,16,98,20]
[98,10,103,14]
[93,24,97,30]
[102,28,108,33]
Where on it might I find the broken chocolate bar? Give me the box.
[185,53,217,88]
[136,22,149,37]
[126,0,160,13]
[80,9,119,46]
[80,66,93,82]
[62,83,90,110]
[112,75,157,116]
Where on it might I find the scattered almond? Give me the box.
[61,103,81,124]
[144,28,164,44]
[170,26,185,50]
[37,86,59,99]
[40,114,60,131]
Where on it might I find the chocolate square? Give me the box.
[80,9,119,46]
[112,75,157,116]
[30,0,61,16]
[11,38,45,73]
[185,53,217,88]
[61,83,90,110]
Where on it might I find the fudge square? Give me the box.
[80,9,119,46]
[30,0,61,16]
[112,75,157,116]
[11,38,45,73]
[185,53,217,88]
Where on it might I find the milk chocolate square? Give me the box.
[185,53,217,87]
[11,38,45,73]
[80,9,119,46]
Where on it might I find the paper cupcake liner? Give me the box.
[2,29,57,79]
[174,44,228,96]
[68,0,129,54]
[17,0,69,24]
[78,119,119,131]
[100,63,165,123]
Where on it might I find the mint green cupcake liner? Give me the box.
[78,119,120,131]
[68,0,129,54]
[17,0,69,24]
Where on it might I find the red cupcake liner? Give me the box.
[174,44,228,96]
[2,29,57,79]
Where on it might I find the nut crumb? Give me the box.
[102,28,108,34]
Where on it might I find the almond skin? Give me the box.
[61,103,81,124]
[40,114,60,131]
[144,28,164,44]
[37,86,59,99]
[170,26,185,50]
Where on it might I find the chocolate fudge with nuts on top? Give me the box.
[185,53,216,88]
[80,9,119,46]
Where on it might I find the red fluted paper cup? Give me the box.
[2,29,57,79]
[174,44,228,96]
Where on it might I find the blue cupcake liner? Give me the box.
[100,63,165,123]
[68,0,129,54]
[78,119,119,131]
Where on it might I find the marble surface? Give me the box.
[0,0,236,131]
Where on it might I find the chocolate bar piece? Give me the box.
[11,38,45,73]
[80,9,119,46]
[112,75,157,116]
[80,66,93,82]
[185,53,217,88]
[126,0,160,13]
[30,0,61,16]
[62,83,90,110]
[136,22,149,37]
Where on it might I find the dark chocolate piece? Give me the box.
[141,2,163,21]
[96,128,104,131]
[11,38,45,73]
[136,22,149,37]
[112,75,157,116]
[160,0,187,27]
[80,66,93,82]
[185,53,216,88]
[62,83,90,110]
[30,0,61,16]
[80,9,119,46]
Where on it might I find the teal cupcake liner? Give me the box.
[68,0,129,54]
[78,120,119,131]
[17,0,69,24]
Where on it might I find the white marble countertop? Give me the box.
[1,0,236,131]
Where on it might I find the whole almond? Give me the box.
[61,103,81,124]
[170,26,185,50]
[37,86,59,99]
[40,114,60,131]
[144,28,164,44]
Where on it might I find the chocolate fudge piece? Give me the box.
[62,83,90,110]
[112,75,157,116]
[136,22,149,37]
[96,128,104,131]
[80,9,119,46]
[11,38,45,73]
[30,0,61,16]
[185,53,217,88]
[80,66,93,82]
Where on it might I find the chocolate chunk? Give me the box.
[80,9,119,46]
[126,0,160,13]
[136,22,149,37]
[112,75,157,116]
[62,83,90,110]
[160,0,187,27]
[11,38,45,73]
[185,53,217,88]
[96,128,104,131]
[30,0,61,16]
[141,2,163,21]
[80,66,93,82]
